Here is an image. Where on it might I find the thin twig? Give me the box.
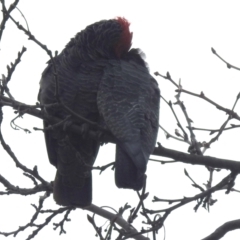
[160,125,190,144]
[175,89,240,121]
[0,0,20,43]
[148,173,234,214]
[211,48,240,71]
[154,71,178,88]
[85,204,150,240]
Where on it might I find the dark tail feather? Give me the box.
[115,145,144,191]
[54,171,92,207]
[53,136,93,207]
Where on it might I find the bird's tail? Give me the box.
[115,145,145,191]
[53,170,92,207]
[53,136,94,207]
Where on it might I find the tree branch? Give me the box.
[0,0,20,43]
[2,96,240,173]
[85,204,150,240]
[211,47,240,71]
[153,143,240,172]
[201,219,240,240]
[149,172,234,214]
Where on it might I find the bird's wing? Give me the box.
[38,59,102,206]
[97,58,160,190]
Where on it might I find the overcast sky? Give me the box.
[1,1,240,240]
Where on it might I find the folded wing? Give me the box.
[97,55,160,190]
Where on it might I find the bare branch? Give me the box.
[160,124,190,144]
[154,71,178,88]
[149,173,234,214]
[0,173,52,195]
[0,0,20,43]
[190,124,240,135]
[211,47,240,71]
[162,97,189,142]
[153,143,240,172]
[201,219,240,240]
[0,124,49,185]
[84,204,150,240]
[175,89,240,121]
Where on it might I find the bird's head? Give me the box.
[114,17,133,57]
[64,17,133,61]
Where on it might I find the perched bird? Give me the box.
[38,17,160,207]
